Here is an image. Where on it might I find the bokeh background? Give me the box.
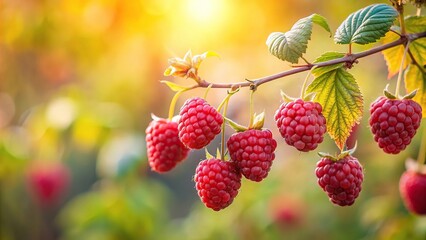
[1,0,425,239]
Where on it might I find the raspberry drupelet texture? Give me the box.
[315,155,364,206]
[194,159,242,211]
[178,97,224,149]
[369,97,422,154]
[399,170,426,215]
[146,118,189,173]
[227,129,277,182]
[275,99,327,152]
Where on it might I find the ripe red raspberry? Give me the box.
[227,129,277,182]
[399,170,426,215]
[274,99,327,152]
[27,162,70,207]
[146,118,189,173]
[315,155,364,206]
[194,158,242,211]
[178,97,223,149]
[369,97,422,154]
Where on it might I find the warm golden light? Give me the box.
[185,0,224,23]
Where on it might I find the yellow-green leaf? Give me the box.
[405,16,426,66]
[405,64,426,117]
[160,81,189,92]
[307,67,364,150]
[382,16,426,79]
[382,31,409,79]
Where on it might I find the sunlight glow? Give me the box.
[185,0,224,23]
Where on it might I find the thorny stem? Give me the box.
[194,32,426,90]
[394,41,410,97]
[417,124,426,172]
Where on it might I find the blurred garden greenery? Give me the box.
[0,0,425,239]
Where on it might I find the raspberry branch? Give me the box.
[191,31,426,90]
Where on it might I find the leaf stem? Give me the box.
[217,90,237,112]
[168,90,184,120]
[203,84,213,99]
[396,2,406,34]
[301,56,311,65]
[248,89,255,128]
[217,89,239,160]
[417,124,426,172]
[394,41,410,97]
[220,102,229,160]
[217,88,240,160]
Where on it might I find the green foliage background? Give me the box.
[0,0,425,239]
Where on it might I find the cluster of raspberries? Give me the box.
[146,97,327,210]
[146,95,422,210]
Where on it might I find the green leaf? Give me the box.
[405,64,426,117]
[225,117,248,132]
[312,52,346,76]
[334,4,398,45]
[311,14,332,36]
[405,16,426,66]
[382,16,426,79]
[205,149,214,159]
[280,90,296,102]
[307,67,364,150]
[266,14,331,63]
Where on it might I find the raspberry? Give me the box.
[227,129,277,182]
[315,155,364,206]
[399,170,426,215]
[369,96,422,154]
[274,99,327,152]
[194,159,242,211]
[178,97,223,149]
[27,162,70,207]
[146,118,189,173]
